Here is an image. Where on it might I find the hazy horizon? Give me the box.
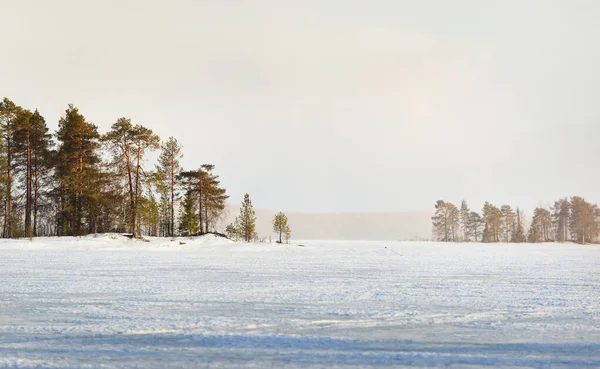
[2,0,599,213]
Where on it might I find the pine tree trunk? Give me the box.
[77,155,84,236]
[132,149,142,238]
[33,163,39,237]
[205,194,209,233]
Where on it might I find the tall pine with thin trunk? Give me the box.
[552,198,570,242]
[512,208,526,243]
[29,110,53,236]
[103,118,159,238]
[156,137,182,237]
[460,200,470,241]
[0,98,18,238]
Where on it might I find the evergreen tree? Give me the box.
[85,166,121,234]
[179,164,228,234]
[448,203,460,242]
[178,189,200,236]
[482,202,501,242]
[569,196,599,244]
[527,221,542,243]
[460,200,470,241]
[140,186,160,237]
[0,98,18,237]
[54,105,101,236]
[29,110,54,236]
[432,200,450,242]
[512,208,526,243]
[200,165,229,232]
[551,198,570,242]
[225,217,241,241]
[13,107,34,237]
[273,212,291,243]
[156,137,183,237]
[0,119,7,236]
[468,211,483,242]
[238,193,256,242]
[432,200,460,242]
[500,205,515,243]
[103,118,159,238]
[528,208,552,242]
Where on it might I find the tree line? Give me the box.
[432,197,599,244]
[0,97,229,239]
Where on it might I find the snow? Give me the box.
[1,235,599,368]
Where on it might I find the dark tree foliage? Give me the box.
[0,97,237,239]
[179,164,228,234]
[54,105,102,236]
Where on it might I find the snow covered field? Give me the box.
[1,235,599,368]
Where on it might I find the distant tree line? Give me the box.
[0,97,229,238]
[432,197,599,244]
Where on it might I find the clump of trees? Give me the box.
[432,197,600,244]
[0,97,230,239]
[179,164,228,236]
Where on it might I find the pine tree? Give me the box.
[13,107,34,237]
[54,105,101,236]
[551,198,570,242]
[85,167,121,235]
[140,189,160,237]
[0,120,7,236]
[528,208,552,242]
[238,193,256,242]
[432,200,450,242]
[200,165,229,232]
[512,208,526,243]
[448,203,460,242]
[500,205,515,243]
[460,200,470,241]
[467,211,483,242]
[482,202,501,242]
[569,196,600,244]
[225,217,241,241]
[273,212,291,243]
[103,118,159,238]
[527,222,542,243]
[0,98,18,238]
[156,137,183,237]
[431,200,460,242]
[178,189,200,236]
[179,164,228,234]
[29,110,53,236]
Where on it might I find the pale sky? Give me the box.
[1,0,599,213]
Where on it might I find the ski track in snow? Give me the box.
[0,235,599,368]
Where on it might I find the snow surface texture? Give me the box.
[1,235,599,368]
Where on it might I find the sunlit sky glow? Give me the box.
[2,0,599,213]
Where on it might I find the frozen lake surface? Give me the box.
[1,235,599,368]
